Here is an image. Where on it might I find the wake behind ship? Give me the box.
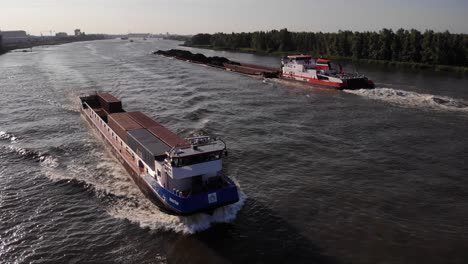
[80,93,239,215]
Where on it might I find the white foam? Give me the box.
[40,96,81,113]
[0,131,17,141]
[2,142,59,169]
[42,149,139,198]
[39,155,59,168]
[77,128,248,233]
[7,145,30,156]
[344,87,468,113]
[107,190,247,234]
[33,129,246,234]
[38,128,144,198]
[42,147,247,234]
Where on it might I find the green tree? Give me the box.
[351,32,364,59]
[421,30,436,64]
[278,28,294,51]
[190,33,211,46]
[184,28,468,67]
[378,28,393,60]
[408,29,423,62]
[391,28,404,61]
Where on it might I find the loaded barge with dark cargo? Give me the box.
[154,49,280,78]
[154,49,374,89]
[80,93,239,215]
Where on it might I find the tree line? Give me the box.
[185,29,468,67]
[0,36,5,55]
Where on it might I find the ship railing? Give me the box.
[334,72,367,79]
[163,162,172,172]
[186,135,219,146]
[166,136,226,157]
[82,101,94,110]
[166,145,183,157]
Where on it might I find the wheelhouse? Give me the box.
[316,58,332,71]
[161,136,230,197]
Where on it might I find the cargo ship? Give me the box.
[281,55,374,89]
[80,93,240,215]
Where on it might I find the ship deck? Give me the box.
[83,105,145,176]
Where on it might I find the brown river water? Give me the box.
[1,39,468,263]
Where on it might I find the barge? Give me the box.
[80,93,239,215]
[154,49,280,78]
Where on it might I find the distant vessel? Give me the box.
[80,93,240,215]
[120,37,129,40]
[281,55,374,89]
[155,50,374,89]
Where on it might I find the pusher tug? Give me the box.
[281,55,374,89]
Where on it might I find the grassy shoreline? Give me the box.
[182,44,468,74]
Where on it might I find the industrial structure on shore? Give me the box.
[0,28,107,53]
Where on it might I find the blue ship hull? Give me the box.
[144,175,239,215]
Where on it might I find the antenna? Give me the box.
[40,30,55,37]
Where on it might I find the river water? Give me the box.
[1,39,468,264]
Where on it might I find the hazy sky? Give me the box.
[1,0,467,35]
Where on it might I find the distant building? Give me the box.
[128,33,150,38]
[0,30,30,44]
[0,30,27,38]
[74,29,81,36]
[55,32,68,37]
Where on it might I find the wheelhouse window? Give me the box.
[171,151,223,167]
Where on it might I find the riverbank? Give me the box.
[0,35,110,55]
[183,44,468,74]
